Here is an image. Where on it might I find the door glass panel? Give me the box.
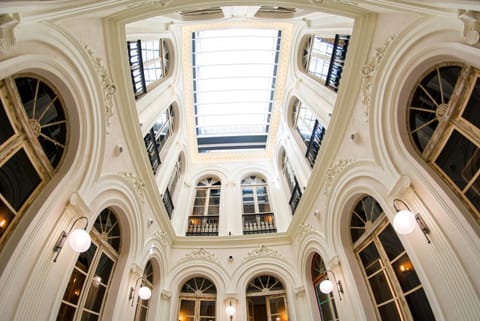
[76,243,98,273]
[80,311,99,321]
[0,99,14,145]
[200,300,215,316]
[405,289,437,321]
[462,77,480,128]
[56,303,77,321]
[62,268,87,305]
[269,296,286,321]
[359,243,381,275]
[391,254,420,292]
[378,225,404,260]
[180,299,195,318]
[369,272,393,304]
[84,283,106,312]
[0,199,15,239]
[95,253,114,284]
[378,302,402,321]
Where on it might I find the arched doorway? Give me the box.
[246,275,288,321]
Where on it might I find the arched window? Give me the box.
[291,97,326,167]
[280,149,302,214]
[187,177,221,236]
[246,275,288,321]
[311,253,339,321]
[56,208,121,321]
[134,260,154,321]
[0,75,68,244]
[127,38,171,98]
[407,62,480,224]
[241,175,276,234]
[144,104,176,175]
[178,277,216,321]
[350,196,436,321]
[163,153,184,219]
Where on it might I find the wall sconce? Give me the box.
[319,270,344,301]
[53,216,91,262]
[392,199,431,244]
[225,300,235,321]
[129,277,152,306]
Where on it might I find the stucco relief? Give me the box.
[324,158,354,193]
[179,248,219,264]
[119,171,146,204]
[242,245,282,262]
[0,14,19,53]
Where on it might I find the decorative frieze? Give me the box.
[243,245,281,262]
[0,14,20,53]
[296,223,314,243]
[179,248,219,264]
[324,159,354,193]
[119,171,146,204]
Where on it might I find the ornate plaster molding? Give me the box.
[243,245,281,262]
[83,44,116,129]
[0,13,20,53]
[361,35,396,113]
[128,0,172,9]
[179,248,219,264]
[458,10,480,45]
[154,230,168,247]
[295,286,306,297]
[296,223,314,243]
[324,158,354,193]
[160,289,172,300]
[119,171,146,204]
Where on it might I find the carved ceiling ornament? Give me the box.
[361,35,396,114]
[458,10,480,45]
[324,158,354,193]
[243,245,282,262]
[179,248,219,264]
[0,14,20,53]
[119,171,146,204]
[83,44,116,129]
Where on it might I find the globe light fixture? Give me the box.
[53,216,91,262]
[130,276,152,306]
[319,270,344,300]
[392,199,431,243]
[137,285,152,300]
[226,300,235,321]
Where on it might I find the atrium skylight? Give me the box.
[192,28,281,153]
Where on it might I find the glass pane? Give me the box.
[200,300,216,316]
[466,175,480,213]
[378,302,402,321]
[80,311,99,321]
[462,77,480,129]
[62,268,86,305]
[436,129,478,192]
[405,289,437,321]
[0,148,41,211]
[369,272,393,304]
[359,243,381,275]
[95,253,114,284]
[84,283,106,312]
[0,199,15,239]
[269,297,285,314]
[0,99,14,145]
[180,299,195,316]
[76,243,98,273]
[391,254,421,292]
[378,224,405,260]
[138,306,147,321]
[56,303,76,321]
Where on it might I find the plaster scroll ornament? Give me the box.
[324,159,354,193]
[458,10,480,45]
[296,223,314,242]
[154,230,168,247]
[119,171,146,204]
[83,43,116,130]
[243,245,281,262]
[179,248,219,264]
[0,14,20,53]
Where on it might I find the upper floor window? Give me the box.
[178,277,216,321]
[292,98,326,167]
[163,153,184,219]
[241,175,276,234]
[351,196,436,321]
[0,75,67,245]
[127,39,170,99]
[280,148,302,214]
[57,208,121,321]
[134,260,154,321]
[302,34,350,91]
[311,253,339,321]
[187,177,221,236]
[144,104,175,175]
[407,62,480,225]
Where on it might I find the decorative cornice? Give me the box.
[0,13,20,53]
[458,10,480,45]
[128,0,172,9]
[324,159,354,193]
[119,171,146,204]
[296,223,314,243]
[83,43,116,129]
[179,248,219,264]
[361,35,396,114]
[243,245,281,262]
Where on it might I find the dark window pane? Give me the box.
[0,148,41,211]
[200,300,215,316]
[56,303,77,321]
[180,299,195,315]
[378,302,402,321]
[0,99,14,145]
[466,175,480,212]
[0,199,15,239]
[368,272,393,304]
[435,129,478,191]
[62,268,86,305]
[95,253,114,284]
[462,77,480,128]
[76,243,98,273]
[84,283,106,312]
[80,311,99,321]
[392,254,421,292]
[359,242,381,274]
[405,289,437,321]
[378,224,405,260]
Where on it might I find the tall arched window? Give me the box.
[0,75,68,244]
[163,153,184,219]
[134,260,154,321]
[291,97,326,167]
[246,275,288,321]
[241,175,276,234]
[187,177,221,236]
[280,148,302,214]
[350,196,436,321]
[407,62,480,225]
[178,277,216,321]
[57,208,121,321]
[311,253,339,321]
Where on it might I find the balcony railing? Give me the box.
[289,181,302,214]
[242,212,277,235]
[325,34,350,92]
[186,215,219,236]
[162,188,174,219]
[127,40,147,98]
[305,119,326,167]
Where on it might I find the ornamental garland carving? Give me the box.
[119,171,146,204]
[0,14,20,53]
[154,230,168,247]
[84,44,116,129]
[361,35,396,114]
[296,223,314,243]
[324,159,353,193]
[243,245,281,262]
[179,248,219,264]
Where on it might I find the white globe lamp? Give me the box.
[68,228,91,252]
[393,209,416,234]
[319,279,334,294]
[138,286,152,300]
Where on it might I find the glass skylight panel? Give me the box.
[192,28,281,153]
